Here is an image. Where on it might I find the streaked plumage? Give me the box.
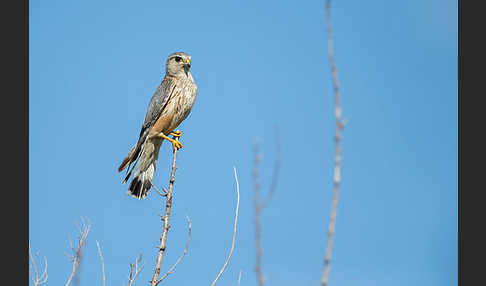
[118,52,198,199]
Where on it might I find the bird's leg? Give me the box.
[157,132,183,151]
[169,130,182,138]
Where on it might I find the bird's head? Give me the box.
[166,52,192,77]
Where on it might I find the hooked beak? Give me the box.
[183,57,191,69]
[183,57,191,76]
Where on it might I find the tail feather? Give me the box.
[122,147,143,184]
[127,164,155,199]
[118,144,137,172]
[119,129,150,173]
[126,140,161,199]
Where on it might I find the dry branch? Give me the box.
[237,270,243,286]
[253,131,281,286]
[127,255,144,286]
[321,1,345,286]
[65,217,91,286]
[96,240,106,286]
[253,139,264,286]
[211,167,240,286]
[151,136,180,286]
[260,128,281,209]
[155,216,192,285]
[150,181,167,197]
[29,244,48,286]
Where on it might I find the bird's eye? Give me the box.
[174,56,182,62]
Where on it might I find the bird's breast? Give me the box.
[153,79,197,136]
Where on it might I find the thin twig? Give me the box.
[237,270,243,286]
[127,255,144,286]
[321,1,345,286]
[96,240,106,286]
[65,217,91,286]
[253,130,281,286]
[253,139,264,286]
[29,244,39,284]
[66,233,73,255]
[151,137,180,286]
[29,244,48,286]
[260,128,281,209]
[211,167,240,286]
[151,181,167,197]
[155,216,192,285]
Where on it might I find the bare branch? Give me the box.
[96,240,106,286]
[253,129,281,286]
[260,128,281,209]
[211,167,240,286]
[151,181,167,197]
[65,232,73,258]
[321,1,345,286]
[65,217,91,286]
[151,136,180,286]
[127,255,144,286]
[253,139,265,286]
[237,270,242,286]
[155,216,192,284]
[29,244,48,286]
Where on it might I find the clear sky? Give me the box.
[29,0,457,285]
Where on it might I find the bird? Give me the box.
[118,52,198,199]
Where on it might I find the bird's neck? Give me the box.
[166,72,193,83]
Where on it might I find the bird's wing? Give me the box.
[122,76,178,180]
[139,76,178,138]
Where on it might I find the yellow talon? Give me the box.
[171,140,183,151]
[169,130,182,137]
[157,133,184,151]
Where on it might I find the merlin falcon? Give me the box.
[118,52,198,199]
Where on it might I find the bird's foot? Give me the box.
[158,132,183,152]
[170,139,183,152]
[169,130,182,138]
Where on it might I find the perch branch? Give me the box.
[211,167,240,286]
[151,136,180,286]
[321,1,345,286]
[65,217,91,286]
[154,216,192,285]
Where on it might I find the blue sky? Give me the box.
[29,0,457,285]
